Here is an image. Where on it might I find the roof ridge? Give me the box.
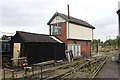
[12,31,61,43]
[58,12,86,22]
[48,12,95,29]
[17,31,49,36]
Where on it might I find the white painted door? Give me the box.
[78,45,81,56]
[67,44,81,56]
[75,46,78,56]
[71,45,75,56]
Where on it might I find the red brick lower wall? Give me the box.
[54,22,91,54]
[66,40,91,54]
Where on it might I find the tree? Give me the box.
[92,39,104,52]
[1,35,8,40]
[92,39,104,47]
[116,37,120,49]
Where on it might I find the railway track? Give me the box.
[3,57,107,79]
[32,58,88,79]
[91,58,108,79]
[49,57,107,80]
[22,57,107,79]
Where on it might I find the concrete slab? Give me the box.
[96,58,120,79]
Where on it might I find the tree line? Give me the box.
[92,37,120,48]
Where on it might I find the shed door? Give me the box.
[13,43,21,58]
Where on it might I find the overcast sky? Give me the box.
[0,0,119,41]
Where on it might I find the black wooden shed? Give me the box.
[10,31,65,64]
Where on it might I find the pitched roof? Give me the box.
[10,31,62,43]
[47,12,95,29]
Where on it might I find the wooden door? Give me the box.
[13,43,21,66]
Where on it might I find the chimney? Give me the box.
[67,5,70,19]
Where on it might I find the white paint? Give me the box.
[49,15,93,41]
[78,46,81,56]
[11,57,27,60]
[50,36,63,43]
[67,44,81,56]
[68,23,93,40]
[112,56,115,61]
[66,53,71,62]
[50,16,66,24]
[66,22,69,39]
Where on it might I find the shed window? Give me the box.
[2,42,10,51]
[51,23,62,35]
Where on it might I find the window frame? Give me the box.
[50,22,62,35]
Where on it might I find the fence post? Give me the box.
[32,66,34,77]
[40,66,42,80]
[3,69,5,80]
[12,71,14,80]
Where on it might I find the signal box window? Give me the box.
[51,23,62,35]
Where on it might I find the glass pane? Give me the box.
[51,25,53,35]
[58,23,62,34]
[51,23,62,35]
[58,23,62,27]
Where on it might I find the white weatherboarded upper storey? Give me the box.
[67,22,93,40]
[48,12,95,41]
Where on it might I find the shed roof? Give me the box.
[47,12,95,29]
[10,31,62,43]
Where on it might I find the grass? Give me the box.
[2,57,107,79]
[54,67,74,74]
[2,59,85,79]
[79,59,104,75]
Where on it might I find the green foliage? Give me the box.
[117,37,120,47]
[1,35,8,40]
[92,39,103,47]
[92,37,120,47]
[92,37,120,52]
[104,37,120,47]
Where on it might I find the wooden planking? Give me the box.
[13,43,21,66]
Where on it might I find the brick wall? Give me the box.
[66,40,91,54]
[54,22,91,54]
